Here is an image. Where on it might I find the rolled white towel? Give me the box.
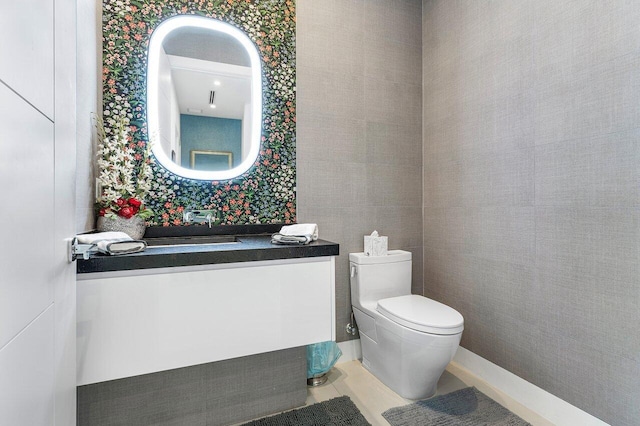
[76,232,147,255]
[271,233,313,245]
[278,223,318,241]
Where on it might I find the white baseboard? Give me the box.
[452,347,608,426]
[336,339,361,363]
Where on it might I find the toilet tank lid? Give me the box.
[349,250,411,264]
[377,295,464,335]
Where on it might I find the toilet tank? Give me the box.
[349,250,412,309]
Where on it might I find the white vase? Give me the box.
[96,215,146,240]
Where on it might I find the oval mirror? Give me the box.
[147,15,262,180]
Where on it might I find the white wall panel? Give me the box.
[0,83,55,349]
[0,0,76,423]
[77,257,336,385]
[53,0,77,423]
[0,306,55,426]
[0,0,54,118]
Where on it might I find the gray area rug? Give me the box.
[240,396,371,426]
[383,387,531,426]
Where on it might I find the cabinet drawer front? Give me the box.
[77,257,335,385]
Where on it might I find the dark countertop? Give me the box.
[77,235,340,274]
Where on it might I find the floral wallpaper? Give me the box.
[102,0,296,226]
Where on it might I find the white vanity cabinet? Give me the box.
[77,256,335,386]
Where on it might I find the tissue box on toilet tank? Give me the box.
[364,231,388,256]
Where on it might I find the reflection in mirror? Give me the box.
[147,15,262,180]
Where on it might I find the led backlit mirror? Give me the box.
[147,15,262,180]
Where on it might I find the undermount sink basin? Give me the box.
[145,235,240,247]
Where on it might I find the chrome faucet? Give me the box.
[183,210,216,228]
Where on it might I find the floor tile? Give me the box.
[239,359,551,426]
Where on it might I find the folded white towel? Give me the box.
[76,231,132,245]
[76,232,147,255]
[278,223,318,241]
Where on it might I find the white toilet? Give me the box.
[349,250,464,400]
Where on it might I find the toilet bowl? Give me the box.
[350,250,463,400]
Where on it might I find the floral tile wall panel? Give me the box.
[102,0,296,226]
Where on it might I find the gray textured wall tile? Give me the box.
[423,2,640,424]
[461,147,535,207]
[297,0,423,343]
[535,206,640,296]
[367,121,422,166]
[204,348,307,425]
[295,205,376,340]
[366,0,422,47]
[364,37,422,86]
[533,0,640,76]
[297,160,368,208]
[77,348,306,426]
[469,257,538,328]
[423,149,466,208]
[374,206,423,248]
[297,115,367,162]
[426,206,536,266]
[297,66,365,120]
[534,131,640,207]
[534,50,640,146]
[535,206,640,360]
[366,163,422,207]
[423,207,467,253]
[364,78,422,126]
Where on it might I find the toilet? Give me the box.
[349,250,463,400]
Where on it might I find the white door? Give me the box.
[0,0,77,424]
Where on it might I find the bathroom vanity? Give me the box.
[76,228,338,425]
[77,230,338,385]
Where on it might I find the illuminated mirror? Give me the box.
[147,15,262,180]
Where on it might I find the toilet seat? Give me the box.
[376,295,464,335]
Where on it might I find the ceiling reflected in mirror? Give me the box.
[147,15,262,180]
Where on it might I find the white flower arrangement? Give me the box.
[95,114,153,220]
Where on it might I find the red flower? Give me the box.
[116,198,127,207]
[98,209,106,217]
[118,206,134,218]
[128,198,142,208]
